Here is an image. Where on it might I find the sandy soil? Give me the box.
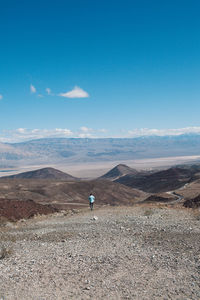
[0,205,200,299]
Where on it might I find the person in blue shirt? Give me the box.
[88,193,95,211]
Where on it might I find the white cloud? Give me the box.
[0,94,3,100]
[76,127,94,138]
[46,88,51,95]
[0,128,73,142]
[55,128,72,135]
[30,84,36,93]
[2,126,200,143]
[78,133,93,138]
[127,127,200,137]
[31,129,40,133]
[59,86,89,98]
[80,126,92,133]
[16,128,26,134]
[99,128,107,133]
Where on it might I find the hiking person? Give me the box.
[89,193,95,210]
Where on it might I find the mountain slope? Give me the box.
[2,167,78,181]
[115,166,200,193]
[0,178,147,208]
[184,194,200,208]
[2,134,200,167]
[100,164,138,180]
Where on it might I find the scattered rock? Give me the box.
[0,206,199,299]
[0,199,58,221]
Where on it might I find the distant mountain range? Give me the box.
[1,134,200,167]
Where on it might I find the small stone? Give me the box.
[85,280,90,284]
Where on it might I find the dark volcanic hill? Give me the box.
[142,195,174,203]
[0,178,147,209]
[100,164,138,181]
[52,179,146,206]
[115,166,200,193]
[184,195,200,208]
[0,199,58,221]
[2,167,77,181]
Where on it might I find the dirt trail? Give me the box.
[0,206,200,299]
[166,191,184,204]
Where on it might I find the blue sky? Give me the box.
[1,0,200,142]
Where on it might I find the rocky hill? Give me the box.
[0,177,147,210]
[2,167,78,181]
[115,166,200,193]
[100,164,138,180]
[183,194,200,208]
[142,194,174,203]
[0,199,58,221]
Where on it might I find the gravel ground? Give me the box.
[0,205,200,300]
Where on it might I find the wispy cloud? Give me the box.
[127,127,200,137]
[30,84,36,93]
[80,126,92,133]
[0,128,73,142]
[0,94,3,100]
[78,133,93,138]
[16,128,26,134]
[78,126,94,138]
[46,88,52,95]
[1,126,200,143]
[59,86,89,98]
[74,126,108,138]
[54,128,72,135]
[0,127,97,142]
[99,128,107,133]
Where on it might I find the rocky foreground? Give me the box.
[0,206,200,300]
